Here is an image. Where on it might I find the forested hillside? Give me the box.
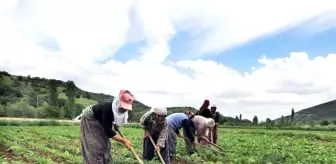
[0,71,253,124]
[0,71,150,121]
[274,100,336,124]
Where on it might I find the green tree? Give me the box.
[239,114,242,120]
[320,120,329,126]
[128,111,134,122]
[48,80,58,106]
[85,91,91,99]
[265,118,272,127]
[252,116,258,125]
[291,108,295,122]
[280,115,285,125]
[28,91,39,108]
[65,80,77,118]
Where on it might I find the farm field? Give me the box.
[1,126,336,164]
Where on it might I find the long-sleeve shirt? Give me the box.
[92,102,117,138]
[196,108,212,118]
[191,115,208,137]
[140,110,168,147]
[166,113,195,142]
[212,111,220,123]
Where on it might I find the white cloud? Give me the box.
[1,0,336,121]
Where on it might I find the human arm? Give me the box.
[112,135,132,150]
[174,127,181,137]
[181,119,195,142]
[101,107,117,138]
[157,121,168,148]
[140,110,154,130]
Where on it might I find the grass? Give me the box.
[75,97,96,107]
[0,76,13,86]
[59,92,97,107]
[1,125,336,164]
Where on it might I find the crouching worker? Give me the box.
[140,107,170,164]
[167,112,196,158]
[191,115,215,144]
[79,90,134,164]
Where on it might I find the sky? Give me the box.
[1,0,336,121]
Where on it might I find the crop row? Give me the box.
[1,126,336,163]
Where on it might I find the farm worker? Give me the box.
[140,107,170,164]
[166,112,196,158]
[79,90,134,164]
[195,99,212,118]
[210,104,220,144]
[191,115,215,144]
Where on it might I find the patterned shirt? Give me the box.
[140,110,168,147]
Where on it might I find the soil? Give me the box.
[0,144,31,163]
[171,158,195,164]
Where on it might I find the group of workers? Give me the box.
[77,90,220,164]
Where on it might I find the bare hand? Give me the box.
[144,130,151,138]
[200,136,210,143]
[122,138,132,151]
[154,145,160,152]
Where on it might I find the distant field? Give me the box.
[1,126,336,164]
[0,117,79,123]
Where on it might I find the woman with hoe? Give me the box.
[140,107,170,164]
[79,90,134,164]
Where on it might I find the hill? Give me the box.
[0,71,201,122]
[275,100,336,123]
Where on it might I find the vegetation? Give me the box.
[0,71,250,125]
[1,126,336,164]
[274,101,336,123]
[0,71,150,122]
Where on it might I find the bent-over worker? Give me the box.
[140,107,170,164]
[167,112,196,158]
[79,90,134,164]
[191,115,215,144]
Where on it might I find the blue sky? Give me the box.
[2,0,336,120]
[113,24,336,73]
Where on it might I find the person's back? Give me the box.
[167,113,188,131]
[192,115,207,134]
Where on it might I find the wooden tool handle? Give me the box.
[113,123,144,164]
[148,136,166,164]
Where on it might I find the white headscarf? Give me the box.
[112,96,128,125]
[206,118,215,128]
[152,107,167,115]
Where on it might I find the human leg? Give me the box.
[167,126,177,157]
[143,137,155,161]
[80,117,112,164]
[182,129,195,154]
